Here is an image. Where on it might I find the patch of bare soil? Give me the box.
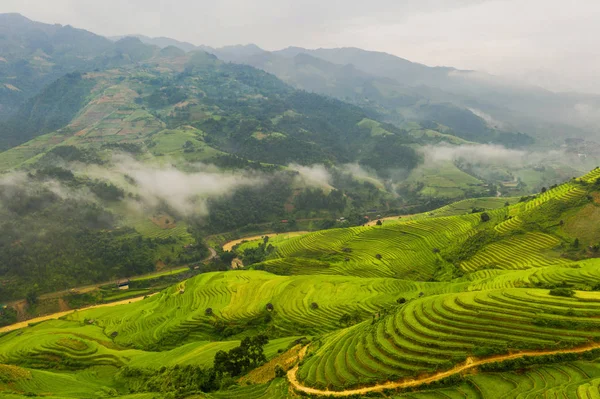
[150,214,177,229]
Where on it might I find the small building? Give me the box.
[280,219,288,223]
[117,279,130,290]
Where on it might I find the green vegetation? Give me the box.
[0,169,598,397]
[1,14,600,398]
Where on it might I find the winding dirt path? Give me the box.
[287,342,600,396]
[222,231,309,251]
[0,294,153,334]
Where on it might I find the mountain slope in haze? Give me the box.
[109,34,200,52]
[0,14,165,120]
[0,13,113,118]
[223,48,534,147]
[105,31,600,146]
[274,47,600,143]
[207,44,600,146]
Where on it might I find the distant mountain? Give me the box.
[221,48,532,147]
[275,46,457,87]
[219,45,600,145]
[0,13,114,118]
[0,14,166,120]
[2,13,599,148]
[109,34,201,53]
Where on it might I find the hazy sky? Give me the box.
[2,0,600,93]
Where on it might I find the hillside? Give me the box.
[0,14,183,125]
[0,168,599,397]
[198,44,600,150]
[0,14,596,308]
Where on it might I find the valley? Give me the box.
[1,10,600,399]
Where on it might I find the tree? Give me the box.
[573,238,580,249]
[26,284,40,305]
[376,220,382,226]
[375,254,382,260]
[205,308,213,316]
[266,303,274,311]
[541,187,547,193]
[396,297,406,304]
[339,311,362,327]
[480,212,490,222]
[310,302,319,310]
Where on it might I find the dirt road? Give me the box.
[222,231,309,251]
[0,294,152,334]
[365,214,418,226]
[287,343,600,396]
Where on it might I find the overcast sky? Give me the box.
[2,0,600,93]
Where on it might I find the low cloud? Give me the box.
[467,108,505,129]
[288,163,333,189]
[340,163,388,188]
[112,156,265,216]
[421,143,567,167]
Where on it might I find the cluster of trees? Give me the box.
[119,365,220,396]
[213,334,269,377]
[0,183,156,300]
[294,188,346,213]
[204,175,291,232]
[239,236,276,266]
[0,307,17,327]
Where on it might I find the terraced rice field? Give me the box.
[1,169,599,397]
[460,232,569,272]
[297,289,600,390]
[468,259,600,291]
[63,271,462,347]
[269,213,481,280]
[0,318,296,371]
[129,217,191,239]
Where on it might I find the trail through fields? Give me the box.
[364,214,416,226]
[0,294,152,334]
[287,343,600,396]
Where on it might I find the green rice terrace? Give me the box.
[1,168,600,398]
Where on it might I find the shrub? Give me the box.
[310,302,319,310]
[549,288,575,297]
[274,364,286,378]
[480,212,490,222]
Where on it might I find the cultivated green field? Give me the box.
[1,168,600,397]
